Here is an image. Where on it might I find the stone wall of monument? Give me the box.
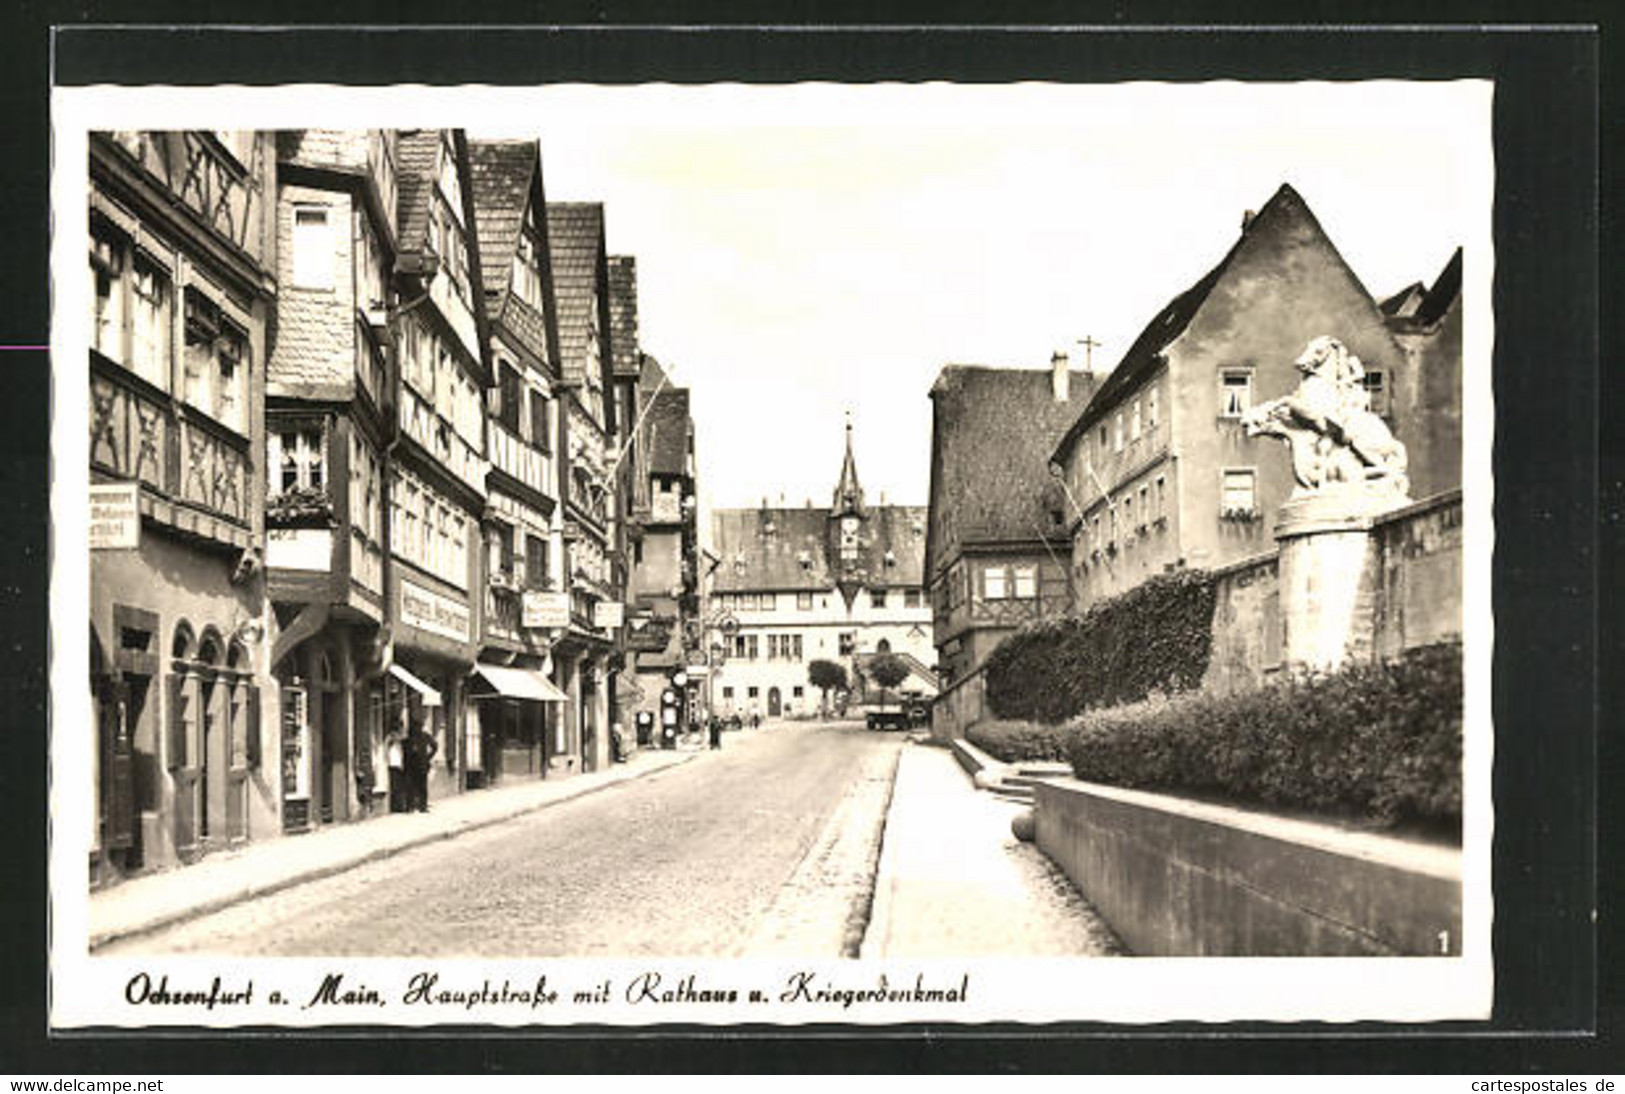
[1202,489,1462,694]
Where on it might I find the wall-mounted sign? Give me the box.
[593,601,624,630]
[401,579,471,643]
[89,482,140,549]
[522,590,571,630]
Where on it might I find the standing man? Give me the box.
[405,714,438,813]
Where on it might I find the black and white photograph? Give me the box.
[49,69,1500,1031]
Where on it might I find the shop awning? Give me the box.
[472,663,568,703]
[388,663,443,707]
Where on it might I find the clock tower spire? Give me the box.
[830,412,868,608]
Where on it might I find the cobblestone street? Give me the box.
[100,721,903,958]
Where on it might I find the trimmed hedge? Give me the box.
[1065,643,1463,828]
[984,569,1218,724]
[965,719,1071,764]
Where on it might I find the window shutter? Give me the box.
[246,682,261,768]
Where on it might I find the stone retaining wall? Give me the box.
[1034,777,1461,956]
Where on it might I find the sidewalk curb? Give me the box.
[89,750,703,951]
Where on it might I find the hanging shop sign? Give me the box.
[400,579,471,643]
[522,590,571,630]
[89,482,140,550]
[593,601,625,630]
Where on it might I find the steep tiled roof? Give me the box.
[394,130,443,258]
[607,256,642,378]
[547,202,605,386]
[711,504,927,593]
[1052,183,1324,464]
[467,139,536,312]
[1378,281,1427,318]
[642,387,691,479]
[926,365,1093,574]
[1413,247,1462,328]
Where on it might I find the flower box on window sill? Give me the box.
[266,488,335,528]
[1220,507,1261,524]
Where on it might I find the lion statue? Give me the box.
[1243,335,1409,496]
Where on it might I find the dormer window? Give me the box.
[796,550,812,570]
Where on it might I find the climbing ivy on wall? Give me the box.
[983,569,1219,724]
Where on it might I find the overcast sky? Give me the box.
[505,83,1490,512]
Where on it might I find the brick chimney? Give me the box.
[1051,349,1070,403]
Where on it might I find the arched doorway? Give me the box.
[767,686,782,717]
[876,638,891,653]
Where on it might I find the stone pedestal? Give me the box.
[1274,486,1408,673]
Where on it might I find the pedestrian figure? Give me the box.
[708,715,722,750]
[405,717,438,813]
[384,725,406,813]
[751,711,761,730]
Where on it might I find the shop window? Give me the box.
[292,206,334,291]
[1221,369,1254,418]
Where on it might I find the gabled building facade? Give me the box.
[925,356,1096,738]
[709,425,936,720]
[1051,184,1424,609]
[377,129,492,804]
[467,138,571,784]
[625,353,699,735]
[88,129,277,882]
[1383,247,1463,501]
[547,202,623,771]
[264,128,403,832]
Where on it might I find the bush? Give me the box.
[984,569,1219,724]
[966,719,1072,763]
[1064,644,1463,829]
